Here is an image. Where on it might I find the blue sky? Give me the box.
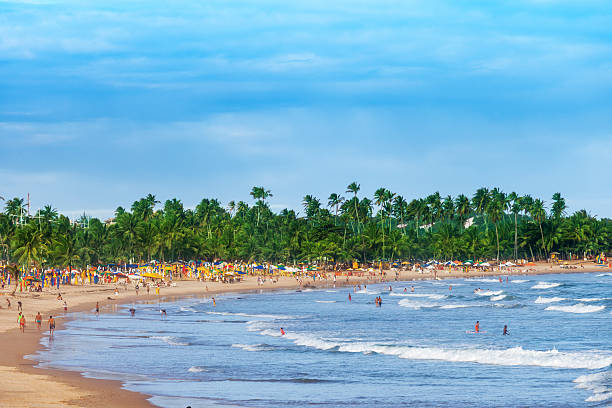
[1,0,611,218]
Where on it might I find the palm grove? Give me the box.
[1,186,610,271]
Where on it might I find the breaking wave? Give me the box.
[545,303,605,314]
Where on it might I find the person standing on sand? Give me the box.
[35,312,42,330]
[17,301,22,311]
[19,314,26,333]
[6,298,10,309]
[48,316,55,336]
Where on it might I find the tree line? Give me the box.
[1,185,610,271]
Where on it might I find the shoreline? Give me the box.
[1,264,609,407]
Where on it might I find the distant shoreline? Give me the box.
[0,263,609,407]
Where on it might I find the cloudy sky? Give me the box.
[1,0,611,218]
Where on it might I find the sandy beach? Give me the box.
[1,263,609,408]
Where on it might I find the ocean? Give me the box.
[32,272,612,407]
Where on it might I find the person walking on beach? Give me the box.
[95,302,99,316]
[17,301,22,311]
[35,312,42,330]
[48,316,55,336]
[19,313,26,333]
[6,298,10,309]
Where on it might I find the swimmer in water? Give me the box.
[348,293,351,302]
[475,321,480,333]
[280,327,285,335]
[212,297,216,307]
[503,325,509,335]
[129,308,135,316]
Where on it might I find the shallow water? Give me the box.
[33,273,612,407]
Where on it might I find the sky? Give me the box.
[1,0,611,219]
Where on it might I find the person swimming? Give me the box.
[503,325,509,335]
[280,327,286,335]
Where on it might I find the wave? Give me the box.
[440,304,472,309]
[325,290,338,293]
[355,289,380,295]
[574,370,612,403]
[315,300,337,303]
[390,293,447,300]
[596,273,612,277]
[151,336,189,346]
[398,299,440,310]
[545,303,605,314]
[470,278,500,283]
[231,343,273,352]
[575,297,611,302]
[535,296,566,304]
[257,330,612,370]
[188,366,206,373]
[475,290,503,296]
[206,311,293,319]
[511,279,529,283]
[531,282,562,289]
[490,295,506,301]
[179,306,197,313]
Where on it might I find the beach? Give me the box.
[1,263,609,407]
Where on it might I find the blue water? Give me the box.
[33,273,612,407]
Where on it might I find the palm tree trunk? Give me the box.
[514,213,518,261]
[495,223,500,261]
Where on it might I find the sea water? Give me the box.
[32,273,612,407]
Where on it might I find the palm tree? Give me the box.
[6,263,21,295]
[551,192,566,220]
[327,193,344,224]
[487,189,506,261]
[52,234,80,275]
[508,192,521,261]
[529,198,547,257]
[11,223,45,281]
[250,186,272,227]
[454,194,471,229]
[472,187,490,231]
[346,182,361,232]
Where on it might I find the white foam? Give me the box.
[511,279,529,283]
[179,306,196,312]
[390,293,447,300]
[398,299,439,309]
[325,290,338,293]
[475,290,503,296]
[151,336,188,346]
[231,343,272,352]
[575,297,611,302]
[315,300,337,303]
[490,295,506,301]
[207,311,293,319]
[535,296,566,304]
[470,278,500,283]
[355,289,380,295]
[188,366,206,373]
[531,282,562,289]
[257,329,612,370]
[545,303,605,314]
[596,273,612,277]
[574,371,612,403]
[439,304,472,309]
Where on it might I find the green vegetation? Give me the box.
[1,186,610,268]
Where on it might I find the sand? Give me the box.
[0,262,608,407]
